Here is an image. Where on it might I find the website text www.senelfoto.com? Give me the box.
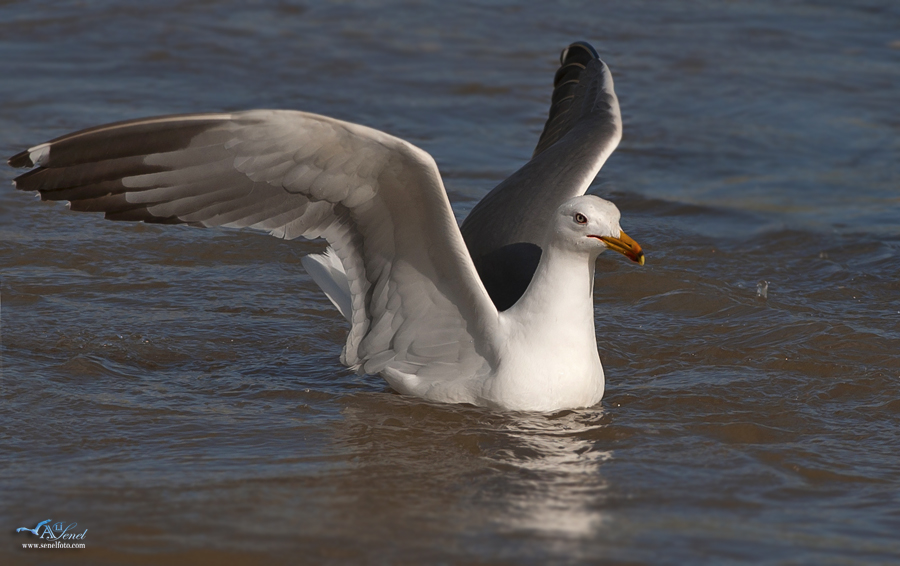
[22,541,86,549]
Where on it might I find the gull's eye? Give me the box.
[574,212,588,225]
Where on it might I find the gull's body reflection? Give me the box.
[483,410,613,537]
[331,395,615,545]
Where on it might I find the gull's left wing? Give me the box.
[460,41,622,310]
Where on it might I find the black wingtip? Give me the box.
[560,41,600,65]
[8,150,33,168]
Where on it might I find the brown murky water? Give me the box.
[2,1,899,564]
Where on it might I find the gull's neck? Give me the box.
[488,239,604,411]
[506,240,598,331]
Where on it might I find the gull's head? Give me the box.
[554,195,645,265]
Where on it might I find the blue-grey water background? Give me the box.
[1,1,899,564]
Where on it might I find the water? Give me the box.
[2,1,899,564]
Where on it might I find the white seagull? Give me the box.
[8,42,643,412]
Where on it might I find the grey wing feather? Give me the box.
[10,110,500,400]
[460,41,622,310]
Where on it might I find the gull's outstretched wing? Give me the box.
[9,110,500,401]
[460,41,622,310]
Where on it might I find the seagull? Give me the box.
[8,42,643,412]
[17,519,51,536]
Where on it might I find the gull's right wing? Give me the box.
[9,110,502,401]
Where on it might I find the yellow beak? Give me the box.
[597,230,645,265]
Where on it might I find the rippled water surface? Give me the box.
[2,1,899,564]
